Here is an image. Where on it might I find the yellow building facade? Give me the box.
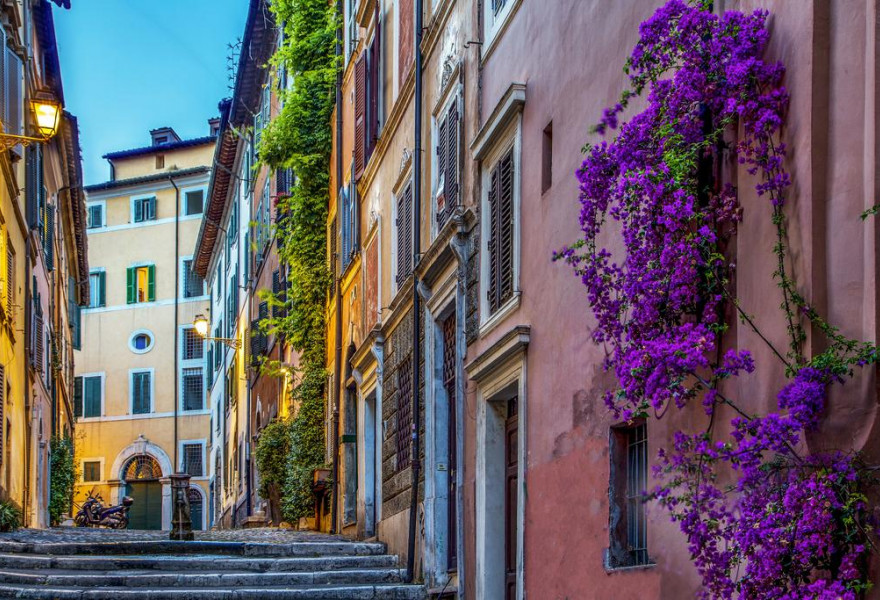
[74,126,215,529]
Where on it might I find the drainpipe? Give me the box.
[23,215,32,526]
[329,0,344,536]
[169,176,180,472]
[406,0,424,583]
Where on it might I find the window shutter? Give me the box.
[445,100,460,215]
[207,347,213,387]
[84,377,101,418]
[354,54,366,179]
[436,113,448,227]
[488,149,515,314]
[487,165,499,312]
[396,184,413,286]
[271,270,281,318]
[147,265,156,301]
[0,27,6,127]
[134,199,143,223]
[148,197,156,220]
[126,267,135,304]
[98,272,105,307]
[34,311,43,371]
[6,242,13,315]
[74,376,83,418]
[368,19,380,155]
[44,206,54,271]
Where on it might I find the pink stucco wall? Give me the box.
[463,1,880,598]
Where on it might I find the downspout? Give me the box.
[330,0,344,535]
[23,210,32,526]
[406,0,424,583]
[170,176,180,472]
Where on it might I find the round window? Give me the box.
[129,330,154,354]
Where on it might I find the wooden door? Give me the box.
[505,397,519,599]
[126,481,162,530]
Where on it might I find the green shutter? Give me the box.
[134,199,143,223]
[73,376,83,417]
[126,267,135,304]
[99,272,106,307]
[84,377,101,418]
[147,265,156,301]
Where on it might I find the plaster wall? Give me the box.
[112,144,216,181]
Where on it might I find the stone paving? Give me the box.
[0,527,348,544]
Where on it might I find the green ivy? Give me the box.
[49,435,76,526]
[0,500,21,532]
[255,0,335,522]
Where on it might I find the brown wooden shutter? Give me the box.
[370,4,381,154]
[436,113,448,226]
[445,100,460,213]
[488,148,515,314]
[354,54,366,179]
[497,150,515,306]
[396,183,413,286]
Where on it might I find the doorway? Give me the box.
[364,392,377,537]
[504,397,518,599]
[121,455,163,530]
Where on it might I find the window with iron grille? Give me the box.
[395,356,412,472]
[395,183,413,288]
[182,367,204,411]
[83,461,101,482]
[182,328,203,360]
[609,422,650,568]
[183,259,205,298]
[131,370,151,414]
[435,97,460,231]
[182,443,204,477]
[487,147,515,314]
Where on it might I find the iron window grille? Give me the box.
[183,259,205,298]
[182,367,204,411]
[131,371,151,414]
[182,444,204,477]
[182,328,204,361]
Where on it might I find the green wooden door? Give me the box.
[125,481,162,530]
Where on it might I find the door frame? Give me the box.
[466,326,529,600]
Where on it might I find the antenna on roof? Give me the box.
[227,38,243,95]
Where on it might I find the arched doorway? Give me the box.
[189,488,204,531]
[122,455,163,530]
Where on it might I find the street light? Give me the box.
[192,313,241,349]
[0,89,62,150]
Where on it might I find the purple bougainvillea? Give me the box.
[557,1,876,597]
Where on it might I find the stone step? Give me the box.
[0,540,386,557]
[0,583,426,599]
[0,567,406,587]
[0,552,399,572]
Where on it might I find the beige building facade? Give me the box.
[74,126,214,530]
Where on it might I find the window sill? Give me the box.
[603,550,656,574]
[478,292,521,340]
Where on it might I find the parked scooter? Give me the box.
[74,490,133,529]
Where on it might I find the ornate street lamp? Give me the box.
[0,89,62,150]
[192,313,241,349]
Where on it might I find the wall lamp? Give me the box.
[0,89,62,150]
[193,314,242,349]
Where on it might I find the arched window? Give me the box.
[121,455,162,481]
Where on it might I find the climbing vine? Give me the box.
[255,0,336,523]
[556,2,876,597]
[49,435,76,526]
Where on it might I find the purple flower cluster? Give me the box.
[558,1,874,597]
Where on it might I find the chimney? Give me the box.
[150,127,181,146]
[208,118,221,137]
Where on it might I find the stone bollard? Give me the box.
[169,473,194,541]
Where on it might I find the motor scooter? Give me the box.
[74,490,133,529]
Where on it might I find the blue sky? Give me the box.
[54,1,248,185]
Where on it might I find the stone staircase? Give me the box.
[0,531,425,599]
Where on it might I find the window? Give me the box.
[340,175,358,273]
[1,34,23,151]
[542,121,553,194]
[129,330,154,354]
[133,197,157,223]
[156,155,165,169]
[88,271,105,308]
[83,461,101,483]
[182,367,204,411]
[182,328,204,361]
[6,240,13,317]
[345,0,358,63]
[609,423,650,568]
[435,96,461,230]
[354,15,382,179]
[395,182,413,289]
[74,375,102,419]
[486,147,515,315]
[87,204,103,229]
[185,190,204,216]
[484,0,517,50]
[182,443,204,477]
[183,259,205,298]
[395,356,412,472]
[126,265,155,304]
[130,370,152,415]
